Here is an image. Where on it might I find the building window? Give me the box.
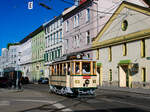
[86,30,90,44]
[74,14,79,28]
[44,28,47,35]
[47,52,49,61]
[55,50,57,59]
[74,36,77,48]
[123,43,127,56]
[47,27,50,33]
[74,15,77,28]
[142,68,146,87]
[56,31,58,43]
[53,33,55,44]
[109,46,112,62]
[52,51,54,60]
[50,25,52,31]
[141,39,145,57]
[60,30,62,42]
[66,39,69,50]
[60,18,63,26]
[66,20,69,32]
[76,35,80,48]
[109,69,112,82]
[86,8,90,22]
[44,53,46,62]
[50,34,52,46]
[52,24,54,31]
[77,14,79,26]
[96,49,99,60]
[58,48,60,58]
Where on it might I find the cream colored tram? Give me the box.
[49,59,98,96]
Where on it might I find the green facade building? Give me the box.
[31,26,45,81]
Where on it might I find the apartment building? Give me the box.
[43,15,63,77]
[19,36,32,80]
[31,26,45,81]
[62,0,147,59]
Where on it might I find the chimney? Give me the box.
[74,0,79,6]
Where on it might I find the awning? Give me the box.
[97,63,102,66]
[119,60,131,65]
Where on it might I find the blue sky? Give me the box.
[0,0,72,55]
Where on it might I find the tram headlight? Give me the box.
[93,80,96,83]
[85,79,90,84]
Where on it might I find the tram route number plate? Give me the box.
[83,76,91,79]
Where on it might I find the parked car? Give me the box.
[38,77,49,84]
[21,76,29,84]
[0,77,12,88]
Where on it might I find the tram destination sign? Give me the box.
[83,76,91,79]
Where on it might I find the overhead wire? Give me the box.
[64,12,143,39]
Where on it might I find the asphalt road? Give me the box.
[0,84,150,112]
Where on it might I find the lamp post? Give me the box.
[16,52,21,90]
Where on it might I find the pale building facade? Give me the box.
[92,2,150,89]
[19,38,32,80]
[1,48,9,69]
[8,45,20,69]
[31,26,45,81]
[43,15,63,77]
[62,0,148,58]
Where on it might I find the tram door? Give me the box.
[97,65,102,86]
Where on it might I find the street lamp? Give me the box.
[16,52,22,90]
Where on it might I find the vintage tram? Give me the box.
[49,59,98,96]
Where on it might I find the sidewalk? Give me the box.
[0,88,23,93]
[98,86,150,95]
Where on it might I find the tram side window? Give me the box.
[51,66,54,75]
[71,62,75,74]
[60,64,62,75]
[63,64,66,75]
[54,65,56,75]
[67,62,70,75]
[93,62,96,75]
[82,62,90,74]
[75,62,80,74]
[57,64,59,75]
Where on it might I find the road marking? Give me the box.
[101,97,150,111]
[15,99,56,104]
[15,99,72,111]
[0,101,10,106]
[53,103,72,112]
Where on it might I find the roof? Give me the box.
[20,25,43,44]
[43,14,62,27]
[63,0,93,20]
[92,1,150,49]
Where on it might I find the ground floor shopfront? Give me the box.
[31,60,45,81]
[20,63,32,81]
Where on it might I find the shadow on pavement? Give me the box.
[74,107,150,112]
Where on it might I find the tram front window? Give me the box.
[82,62,90,74]
[75,62,80,74]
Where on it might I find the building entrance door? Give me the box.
[97,66,102,86]
[119,65,129,87]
